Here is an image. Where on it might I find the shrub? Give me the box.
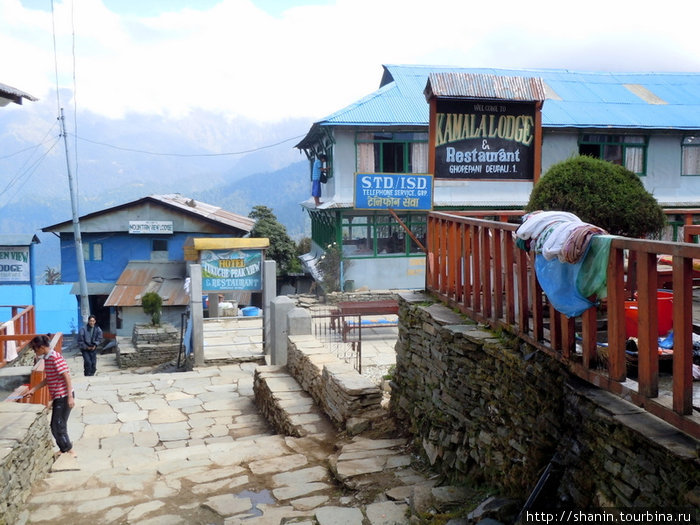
[141,292,162,326]
[526,156,666,238]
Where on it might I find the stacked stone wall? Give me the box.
[0,403,53,525]
[390,292,699,508]
[116,323,180,368]
[287,335,383,429]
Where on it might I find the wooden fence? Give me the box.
[0,305,36,367]
[426,211,700,438]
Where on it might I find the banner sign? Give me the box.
[201,249,263,291]
[129,221,173,234]
[0,247,30,282]
[354,173,432,211]
[434,99,536,180]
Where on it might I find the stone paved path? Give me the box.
[18,350,436,524]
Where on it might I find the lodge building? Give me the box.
[296,65,700,291]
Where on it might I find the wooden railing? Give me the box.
[0,305,36,368]
[11,333,64,406]
[426,211,700,438]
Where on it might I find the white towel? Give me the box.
[2,321,17,362]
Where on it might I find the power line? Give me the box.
[0,136,61,204]
[50,0,62,113]
[70,132,307,157]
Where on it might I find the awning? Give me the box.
[104,261,189,307]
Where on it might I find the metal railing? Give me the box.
[310,306,363,373]
[426,211,700,438]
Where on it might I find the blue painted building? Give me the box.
[42,194,254,336]
[296,65,700,291]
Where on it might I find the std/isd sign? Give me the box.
[354,173,432,211]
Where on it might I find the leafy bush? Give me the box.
[526,156,666,238]
[141,292,162,326]
[318,242,343,292]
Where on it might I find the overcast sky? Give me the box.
[3,0,700,125]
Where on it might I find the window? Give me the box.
[341,213,426,258]
[356,132,428,173]
[152,239,168,252]
[82,242,103,261]
[682,136,700,176]
[578,134,647,175]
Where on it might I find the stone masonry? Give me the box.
[0,402,53,525]
[116,323,180,368]
[390,291,699,508]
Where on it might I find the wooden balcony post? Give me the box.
[672,256,693,414]
[637,252,659,398]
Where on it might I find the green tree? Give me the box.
[141,292,162,326]
[526,156,666,238]
[249,205,301,275]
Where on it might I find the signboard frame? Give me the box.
[354,172,433,211]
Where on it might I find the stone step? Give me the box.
[253,365,335,440]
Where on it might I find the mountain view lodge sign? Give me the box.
[425,72,545,181]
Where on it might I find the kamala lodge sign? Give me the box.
[425,72,545,182]
[434,100,536,180]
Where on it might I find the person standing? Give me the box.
[78,314,103,376]
[24,334,77,458]
[311,153,327,206]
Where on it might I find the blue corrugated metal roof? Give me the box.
[313,65,700,131]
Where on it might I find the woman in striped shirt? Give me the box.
[24,335,77,458]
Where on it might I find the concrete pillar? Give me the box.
[189,264,205,367]
[269,296,295,365]
[288,307,312,336]
[262,260,276,357]
[208,293,220,319]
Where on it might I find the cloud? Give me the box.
[2,0,699,124]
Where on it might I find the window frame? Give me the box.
[681,135,700,176]
[355,131,429,174]
[578,134,648,175]
[82,242,103,261]
[340,211,426,259]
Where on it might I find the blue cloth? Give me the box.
[535,253,594,318]
[312,158,322,181]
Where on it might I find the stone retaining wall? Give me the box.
[116,323,180,368]
[0,402,54,525]
[287,334,383,430]
[390,292,699,508]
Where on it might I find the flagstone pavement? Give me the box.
[17,346,442,525]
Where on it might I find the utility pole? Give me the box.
[59,107,90,323]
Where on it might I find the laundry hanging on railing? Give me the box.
[516,211,611,318]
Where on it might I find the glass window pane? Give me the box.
[82,243,90,261]
[93,243,102,261]
[682,144,700,175]
[409,222,427,253]
[342,222,373,256]
[602,144,623,165]
[625,147,644,173]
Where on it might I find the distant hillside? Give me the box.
[192,159,312,239]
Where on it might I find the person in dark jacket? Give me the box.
[77,315,103,376]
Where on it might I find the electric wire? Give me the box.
[71,0,79,184]
[0,135,61,205]
[69,132,307,157]
[0,121,60,196]
[50,0,62,113]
